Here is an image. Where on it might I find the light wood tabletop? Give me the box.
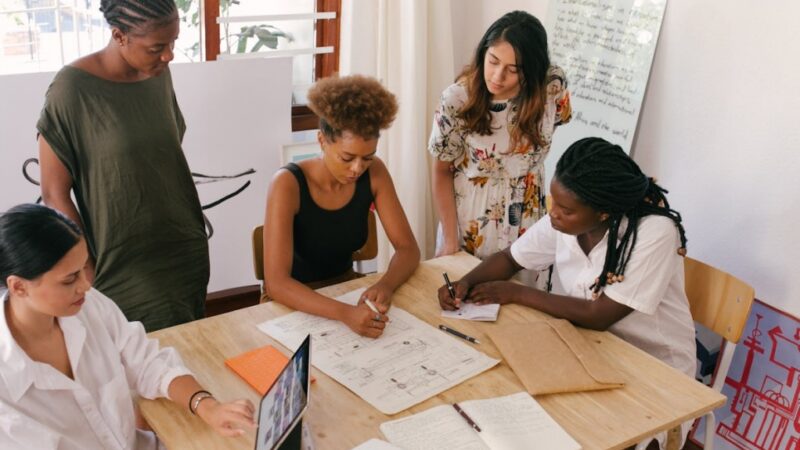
[140,253,725,450]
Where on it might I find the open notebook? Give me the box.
[379,392,581,450]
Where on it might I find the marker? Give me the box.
[453,403,481,432]
[438,324,480,344]
[363,298,380,315]
[443,272,456,299]
[362,297,388,322]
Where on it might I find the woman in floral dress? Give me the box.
[430,10,571,260]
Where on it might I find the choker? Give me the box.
[489,102,508,112]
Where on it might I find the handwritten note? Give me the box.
[379,392,581,450]
[545,0,667,177]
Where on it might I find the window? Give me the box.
[0,0,203,72]
[202,0,341,131]
[0,0,107,74]
[0,0,340,131]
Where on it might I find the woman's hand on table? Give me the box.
[466,281,522,306]
[344,302,388,338]
[359,281,393,312]
[196,398,257,437]
[437,278,471,311]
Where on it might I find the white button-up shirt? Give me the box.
[0,288,192,449]
[510,214,697,378]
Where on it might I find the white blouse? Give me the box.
[509,214,697,379]
[0,288,192,450]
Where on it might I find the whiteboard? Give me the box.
[0,58,292,292]
[544,0,667,180]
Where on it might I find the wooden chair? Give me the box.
[252,209,379,294]
[683,257,755,450]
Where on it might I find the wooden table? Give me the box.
[140,253,725,450]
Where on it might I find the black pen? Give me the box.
[438,324,481,344]
[453,403,481,432]
[443,272,456,299]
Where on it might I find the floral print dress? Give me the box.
[429,66,572,260]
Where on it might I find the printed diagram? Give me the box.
[258,288,499,414]
[709,303,800,450]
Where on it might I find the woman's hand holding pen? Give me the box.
[196,398,257,437]
[344,301,388,338]
[468,281,522,306]
[437,278,471,311]
[359,281,393,311]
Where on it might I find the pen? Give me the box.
[453,403,481,432]
[438,324,480,344]
[362,297,389,322]
[443,272,456,299]
[363,298,380,314]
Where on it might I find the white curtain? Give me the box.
[340,0,456,269]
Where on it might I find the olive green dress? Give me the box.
[37,66,209,331]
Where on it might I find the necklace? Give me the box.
[489,102,508,112]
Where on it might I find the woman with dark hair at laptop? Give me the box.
[0,204,256,449]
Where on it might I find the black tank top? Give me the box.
[286,163,374,283]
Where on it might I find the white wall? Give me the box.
[0,58,293,293]
[449,0,800,316]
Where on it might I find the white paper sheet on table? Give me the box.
[352,438,403,450]
[257,288,499,415]
[379,392,581,450]
[441,303,500,321]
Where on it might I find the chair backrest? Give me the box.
[252,225,265,281]
[252,209,378,282]
[683,257,755,344]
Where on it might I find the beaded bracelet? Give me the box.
[188,390,213,415]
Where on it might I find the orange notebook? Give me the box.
[225,345,289,395]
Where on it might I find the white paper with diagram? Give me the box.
[257,288,499,414]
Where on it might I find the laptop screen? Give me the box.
[255,335,311,450]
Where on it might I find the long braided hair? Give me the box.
[100,0,177,33]
[555,137,687,298]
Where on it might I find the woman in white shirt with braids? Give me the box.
[0,203,255,449]
[438,137,696,450]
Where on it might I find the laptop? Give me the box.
[255,335,311,450]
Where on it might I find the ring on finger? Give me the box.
[373,314,382,321]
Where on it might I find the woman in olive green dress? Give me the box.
[37,0,208,331]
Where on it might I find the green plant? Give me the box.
[234,24,294,53]
[173,0,293,60]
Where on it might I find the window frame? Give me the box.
[202,0,341,132]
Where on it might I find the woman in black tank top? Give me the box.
[262,75,420,338]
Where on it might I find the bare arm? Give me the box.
[361,159,420,306]
[432,159,460,256]
[262,170,387,338]
[438,248,633,330]
[38,135,83,228]
[167,375,255,437]
[39,135,95,280]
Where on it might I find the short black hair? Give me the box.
[555,137,687,296]
[100,0,178,33]
[0,204,82,287]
